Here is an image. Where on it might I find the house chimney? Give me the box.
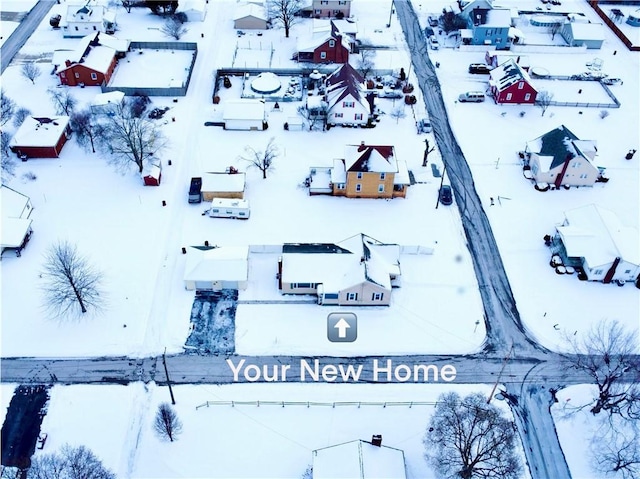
[358,141,366,152]
[65,60,71,67]
[372,434,382,447]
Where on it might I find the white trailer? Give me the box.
[209,198,250,219]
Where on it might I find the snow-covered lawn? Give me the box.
[108,48,195,89]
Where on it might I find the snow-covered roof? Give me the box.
[142,162,161,179]
[210,198,249,209]
[65,3,105,23]
[223,99,266,121]
[91,90,124,107]
[1,185,32,220]
[297,20,351,53]
[1,218,33,249]
[313,440,407,479]
[325,63,368,111]
[489,58,536,93]
[331,158,346,183]
[97,33,129,53]
[483,8,511,27]
[184,246,249,282]
[526,125,596,171]
[201,172,246,193]
[344,144,397,173]
[557,204,640,268]
[9,116,69,148]
[234,3,266,21]
[51,49,74,67]
[566,22,605,41]
[394,159,410,185]
[56,33,116,74]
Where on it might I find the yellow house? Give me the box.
[329,143,409,198]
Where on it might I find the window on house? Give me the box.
[486,29,492,36]
[334,112,343,118]
[75,26,79,31]
[90,72,97,80]
[356,172,363,179]
[356,183,362,192]
[518,82,524,90]
[378,184,384,193]
[372,292,384,301]
[320,51,327,59]
[380,173,386,180]
[624,269,631,274]
[579,173,588,179]
[75,72,80,78]
[329,40,335,47]
[594,269,603,275]
[343,101,355,108]
[93,26,97,30]
[60,72,66,78]
[355,113,363,120]
[337,183,345,189]
[321,1,328,4]
[315,9,321,14]
[347,292,358,301]
[506,93,512,100]
[297,283,311,288]
[339,0,347,4]
[524,93,531,101]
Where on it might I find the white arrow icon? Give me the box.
[334,318,351,338]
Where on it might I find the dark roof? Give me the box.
[283,243,353,254]
[538,125,580,169]
[347,145,394,172]
[326,62,363,87]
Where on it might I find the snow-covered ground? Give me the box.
[1,0,638,478]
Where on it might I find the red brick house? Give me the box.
[9,116,71,159]
[296,21,350,63]
[56,33,117,87]
[488,58,537,104]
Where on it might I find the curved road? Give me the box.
[1,0,56,74]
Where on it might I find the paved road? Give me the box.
[1,0,57,74]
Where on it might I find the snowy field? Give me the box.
[599,4,640,48]
[109,48,195,89]
[0,0,639,478]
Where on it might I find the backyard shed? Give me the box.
[90,90,124,115]
[9,116,71,159]
[222,99,267,130]
[1,186,34,256]
[561,21,605,49]
[201,172,246,201]
[183,245,249,291]
[313,439,406,479]
[233,4,268,30]
[142,162,162,186]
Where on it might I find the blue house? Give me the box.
[460,0,512,49]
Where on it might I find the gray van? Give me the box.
[458,91,485,102]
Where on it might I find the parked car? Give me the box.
[602,77,622,85]
[425,27,435,37]
[377,88,403,99]
[418,119,432,133]
[458,91,485,102]
[439,185,453,205]
[428,15,439,27]
[468,63,492,74]
[428,35,439,50]
[188,177,202,204]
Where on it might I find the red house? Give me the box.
[488,59,537,104]
[9,116,71,159]
[296,21,350,63]
[56,33,117,87]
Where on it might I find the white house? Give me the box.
[90,90,124,115]
[180,0,207,22]
[524,125,602,188]
[313,439,407,479]
[561,21,605,49]
[554,204,640,284]
[324,63,372,127]
[62,3,116,38]
[222,99,267,130]
[183,246,249,291]
[201,172,246,201]
[1,185,34,256]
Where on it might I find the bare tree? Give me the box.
[48,87,77,116]
[267,0,303,38]
[98,100,166,173]
[21,62,41,84]
[1,130,16,182]
[390,106,406,124]
[13,107,32,128]
[70,109,103,153]
[536,90,553,117]
[357,49,376,79]
[121,0,132,13]
[144,0,178,15]
[297,104,325,131]
[548,22,562,40]
[240,137,279,179]
[1,90,15,126]
[154,403,183,442]
[590,416,640,479]
[29,444,115,479]
[422,138,435,167]
[160,16,188,40]
[424,392,522,479]
[41,241,104,318]
[565,320,640,419]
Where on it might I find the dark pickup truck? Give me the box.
[188,177,202,203]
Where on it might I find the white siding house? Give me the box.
[183,246,249,291]
[223,99,267,130]
[62,3,116,38]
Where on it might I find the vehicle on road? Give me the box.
[439,185,453,205]
[428,35,439,50]
[602,77,622,85]
[458,91,485,102]
[418,118,432,133]
[468,63,492,74]
[377,88,403,99]
[188,177,203,203]
[428,15,439,27]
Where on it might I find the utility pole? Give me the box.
[162,348,176,405]
[487,343,514,404]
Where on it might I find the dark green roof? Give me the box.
[539,125,579,169]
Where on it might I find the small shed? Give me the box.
[201,172,246,201]
[561,21,605,49]
[313,439,407,479]
[9,116,71,159]
[223,99,267,131]
[183,245,249,291]
[233,4,268,30]
[180,0,207,21]
[90,90,124,115]
[142,161,162,186]
[1,185,34,256]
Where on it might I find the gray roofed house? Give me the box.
[324,63,372,127]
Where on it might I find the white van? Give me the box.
[428,35,439,50]
[458,91,485,102]
[209,198,250,219]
